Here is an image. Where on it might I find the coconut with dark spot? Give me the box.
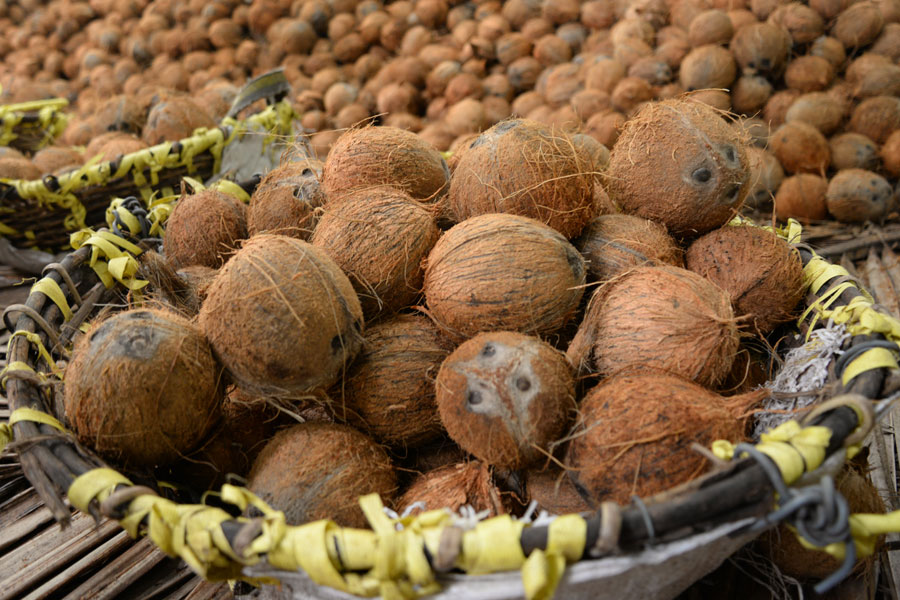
[774,174,829,222]
[576,214,683,283]
[248,159,325,239]
[332,313,453,447]
[424,214,586,338]
[64,309,223,468]
[830,133,880,171]
[567,265,740,386]
[398,461,507,516]
[604,98,750,238]
[247,423,396,527]
[769,121,830,175]
[730,23,792,77]
[94,94,147,135]
[565,370,764,505]
[164,189,247,269]
[321,126,450,201]
[435,331,576,469]
[142,95,216,145]
[198,235,364,397]
[825,169,893,223]
[311,186,439,319]
[744,147,785,209]
[686,225,804,333]
[448,119,594,239]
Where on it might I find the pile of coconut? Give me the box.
[59,104,885,588]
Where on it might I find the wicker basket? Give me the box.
[0,98,69,153]
[2,212,897,599]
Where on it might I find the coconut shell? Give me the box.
[830,133,881,171]
[784,92,844,136]
[605,98,750,238]
[142,95,216,145]
[826,169,893,223]
[846,53,900,98]
[679,44,737,90]
[64,309,223,468]
[567,265,740,386]
[247,423,396,527]
[311,186,439,319]
[744,147,785,209]
[833,1,884,48]
[576,214,684,283]
[164,189,247,269]
[686,225,804,333]
[770,121,830,175]
[198,235,364,397]
[94,94,146,135]
[764,89,802,129]
[565,370,763,505]
[31,147,82,175]
[688,10,735,46]
[767,2,825,43]
[248,159,325,240]
[448,119,594,238]
[0,157,39,180]
[398,461,507,517]
[731,76,773,116]
[774,174,829,222]
[321,126,450,201]
[435,331,576,469]
[883,130,900,177]
[848,96,900,145]
[85,133,147,163]
[730,22,791,77]
[424,213,586,339]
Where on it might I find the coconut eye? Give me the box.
[723,145,737,164]
[330,335,343,353]
[692,167,712,183]
[515,376,531,391]
[467,389,483,405]
[481,343,495,357]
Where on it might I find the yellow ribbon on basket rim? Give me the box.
[69,229,147,291]
[0,406,68,452]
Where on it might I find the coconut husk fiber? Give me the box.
[247,422,397,528]
[397,461,507,517]
[565,369,765,505]
[311,186,440,320]
[424,213,586,339]
[448,119,595,239]
[576,214,684,283]
[163,188,248,269]
[686,225,805,334]
[604,98,750,238]
[436,331,576,470]
[567,265,740,388]
[332,313,454,447]
[526,466,595,515]
[64,308,224,469]
[321,125,450,201]
[247,158,326,240]
[198,234,364,398]
[142,94,216,145]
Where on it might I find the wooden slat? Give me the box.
[864,248,900,316]
[0,490,56,554]
[62,537,169,600]
[182,579,233,600]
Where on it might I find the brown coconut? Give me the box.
[767,3,824,43]
[730,22,791,77]
[164,188,247,269]
[85,133,146,163]
[198,235,364,397]
[845,53,900,98]
[686,225,804,333]
[679,44,737,90]
[610,76,654,114]
[247,423,396,527]
[774,174,829,222]
[731,76,773,116]
[332,314,453,447]
[605,99,750,238]
[64,309,223,468]
[311,186,440,319]
[31,147,83,175]
[565,370,763,505]
[784,92,844,135]
[322,126,450,201]
[576,214,684,283]
[872,22,900,60]
[248,159,325,240]
[833,2,884,48]
[764,89,802,128]
[526,466,594,514]
[142,95,216,145]
[882,130,900,177]
[448,119,594,238]
[567,265,740,386]
[810,36,847,68]
[784,56,834,93]
[744,147,785,209]
[435,331,575,469]
[424,214,585,339]
[398,461,507,517]
[0,157,40,180]
[848,96,900,144]
[688,10,735,46]
[830,133,881,171]
[826,169,893,223]
[770,121,830,174]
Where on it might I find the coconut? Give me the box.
[744,147,785,209]
[398,461,507,517]
[848,96,900,144]
[435,331,575,469]
[565,370,763,505]
[846,54,900,98]
[533,34,572,66]
[142,95,216,145]
[605,99,750,238]
[830,132,881,171]
[769,121,830,175]
[94,94,146,135]
[784,56,834,93]
[321,126,450,202]
[424,214,585,338]
[688,10,735,46]
[833,1,884,48]
[198,235,364,397]
[85,133,146,163]
[584,57,626,93]
[584,110,626,148]
[64,309,223,468]
[610,76,654,114]
[627,57,673,86]
[730,22,791,77]
[248,159,325,240]
[810,0,849,19]
[164,188,247,269]
[448,119,594,238]
[567,265,740,386]
[731,76,774,116]
[247,423,396,527]
[30,147,82,175]
[826,169,893,223]
[686,225,804,333]
[688,90,733,112]
[883,130,900,176]
[311,186,440,319]
[810,36,847,68]
[767,3,825,43]
[332,314,453,447]
[679,44,737,90]
[872,22,900,60]
[763,89,801,128]
[737,117,772,149]
[576,214,684,283]
[526,466,594,514]
[774,174,828,222]
[784,92,844,135]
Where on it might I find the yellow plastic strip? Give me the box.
[842,347,900,385]
[458,516,527,575]
[7,330,61,376]
[67,468,133,513]
[0,360,37,388]
[1,406,68,450]
[31,277,74,321]
[213,180,251,203]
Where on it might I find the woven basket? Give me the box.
[2,211,896,599]
[0,98,69,153]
